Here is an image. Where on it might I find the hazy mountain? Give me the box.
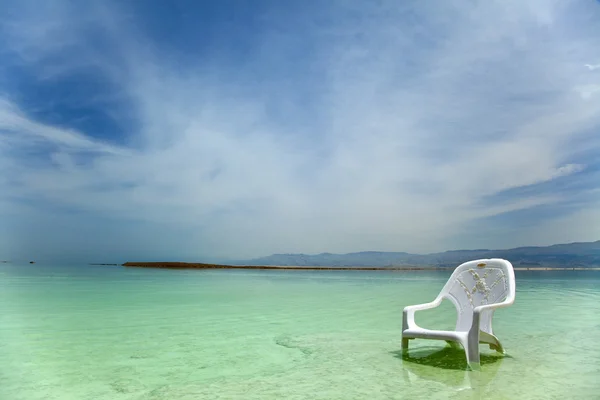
[239,241,600,268]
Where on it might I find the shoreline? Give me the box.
[122,262,446,271]
[122,262,600,271]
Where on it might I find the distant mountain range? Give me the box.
[239,240,600,268]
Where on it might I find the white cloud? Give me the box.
[575,84,600,99]
[503,205,600,249]
[1,0,600,260]
[0,99,127,155]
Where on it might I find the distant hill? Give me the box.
[239,240,600,268]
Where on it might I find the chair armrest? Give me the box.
[402,299,442,331]
[470,297,515,331]
[473,297,514,315]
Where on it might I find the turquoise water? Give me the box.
[1,264,599,399]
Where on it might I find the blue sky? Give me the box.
[1,0,599,262]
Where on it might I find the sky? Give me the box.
[1,0,599,263]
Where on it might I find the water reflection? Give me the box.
[394,344,505,395]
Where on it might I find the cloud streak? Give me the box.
[1,0,599,261]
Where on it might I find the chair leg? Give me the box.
[465,339,481,371]
[401,337,409,354]
[480,331,505,354]
[459,338,481,371]
[488,341,504,353]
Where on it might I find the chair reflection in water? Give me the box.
[399,345,505,392]
[401,259,516,371]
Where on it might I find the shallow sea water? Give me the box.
[1,264,599,399]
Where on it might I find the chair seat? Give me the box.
[403,327,468,342]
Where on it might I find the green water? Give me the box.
[1,264,599,399]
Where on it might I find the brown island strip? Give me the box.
[122,262,445,270]
[121,262,600,271]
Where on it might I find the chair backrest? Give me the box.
[437,259,515,332]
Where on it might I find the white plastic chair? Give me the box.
[401,258,516,370]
